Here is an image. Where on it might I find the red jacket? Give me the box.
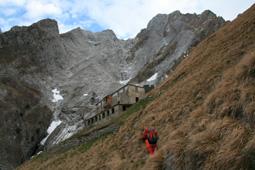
[143,128,158,142]
[143,128,149,140]
[143,128,158,155]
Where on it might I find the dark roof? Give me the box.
[95,83,144,105]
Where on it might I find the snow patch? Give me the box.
[119,78,131,85]
[147,73,158,82]
[53,124,78,144]
[30,150,43,159]
[51,88,63,103]
[83,93,88,96]
[36,151,43,155]
[40,119,62,145]
[47,120,62,134]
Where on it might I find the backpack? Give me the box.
[147,129,158,144]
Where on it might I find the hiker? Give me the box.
[142,127,158,155]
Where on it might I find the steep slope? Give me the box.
[18,4,255,170]
[0,10,225,169]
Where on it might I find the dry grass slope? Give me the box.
[19,4,255,170]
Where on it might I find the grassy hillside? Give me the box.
[19,4,255,170]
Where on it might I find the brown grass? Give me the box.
[18,4,255,170]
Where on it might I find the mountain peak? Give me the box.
[31,18,59,34]
[171,10,182,16]
[95,29,118,40]
[8,18,59,36]
[102,29,116,37]
[201,9,217,18]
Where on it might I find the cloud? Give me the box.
[24,0,62,20]
[0,0,26,6]
[196,0,254,21]
[0,0,254,38]
[77,0,200,38]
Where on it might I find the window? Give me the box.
[122,105,126,111]
[107,110,110,116]
[136,97,139,102]
[102,112,105,118]
[112,108,115,114]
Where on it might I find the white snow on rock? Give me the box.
[83,93,88,96]
[53,124,79,144]
[36,151,42,155]
[51,88,63,102]
[40,119,62,145]
[147,73,158,82]
[47,120,62,134]
[119,78,131,85]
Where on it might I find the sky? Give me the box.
[0,0,254,39]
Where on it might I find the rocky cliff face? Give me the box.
[0,10,225,169]
[0,20,65,169]
[128,10,225,83]
[0,77,52,169]
[54,10,225,134]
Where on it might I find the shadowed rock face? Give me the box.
[0,19,60,170]
[0,10,225,169]
[0,77,52,170]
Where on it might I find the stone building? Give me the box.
[84,84,146,126]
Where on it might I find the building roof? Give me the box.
[95,83,144,106]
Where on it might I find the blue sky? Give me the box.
[0,0,254,39]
